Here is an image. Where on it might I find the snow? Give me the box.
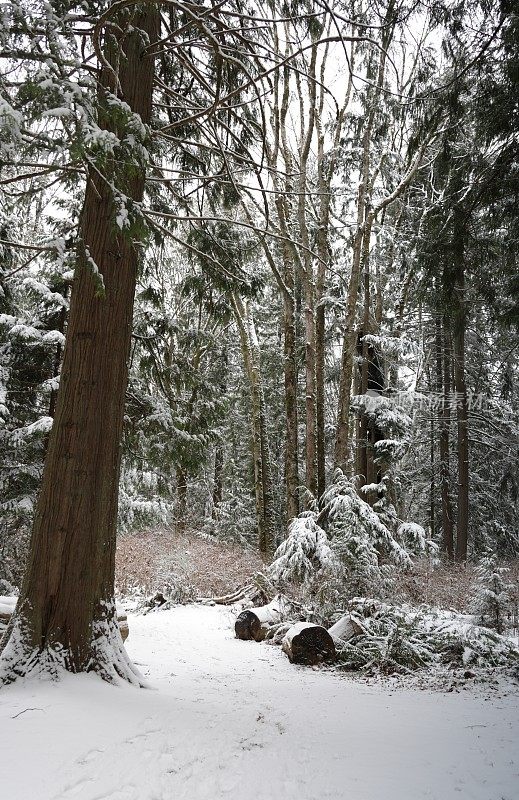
[1,604,518,800]
[41,107,74,118]
[12,416,53,440]
[0,595,16,616]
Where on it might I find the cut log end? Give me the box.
[235,610,262,641]
[235,597,286,642]
[282,623,336,665]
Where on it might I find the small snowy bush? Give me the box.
[471,553,512,634]
[397,522,438,558]
[269,472,421,605]
[324,471,411,596]
[268,512,336,585]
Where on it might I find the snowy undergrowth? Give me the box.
[333,598,519,680]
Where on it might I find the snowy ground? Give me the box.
[1,605,518,800]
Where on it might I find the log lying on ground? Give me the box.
[235,596,287,642]
[212,584,255,606]
[328,614,364,643]
[0,596,129,642]
[282,622,336,665]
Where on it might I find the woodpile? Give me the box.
[0,596,129,642]
[233,598,366,668]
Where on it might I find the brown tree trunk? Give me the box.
[356,249,371,483]
[0,8,159,684]
[453,249,469,561]
[334,223,366,474]
[303,267,318,498]
[233,297,276,559]
[334,6,406,475]
[284,282,300,521]
[315,117,331,502]
[212,444,224,519]
[298,47,318,500]
[315,272,326,501]
[176,466,188,534]
[437,316,454,558]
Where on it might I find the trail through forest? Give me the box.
[1,605,518,800]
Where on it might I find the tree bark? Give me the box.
[298,47,318,500]
[284,280,300,521]
[334,5,399,473]
[437,316,454,557]
[452,240,469,561]
[0,7,159,684]
[232,296,276,559]
[212,444,224,519]
[176,466,188,534]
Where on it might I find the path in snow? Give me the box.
[1,604,518,800]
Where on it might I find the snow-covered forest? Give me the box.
[0,0,518,797]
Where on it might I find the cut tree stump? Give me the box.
[0,596,129,642]
[235,596,287,642]
[282,622,336,665]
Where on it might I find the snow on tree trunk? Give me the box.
[0,596,129,641]
[0,7,159,684]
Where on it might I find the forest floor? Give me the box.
[1,603,518,800]
[114,527,519,613]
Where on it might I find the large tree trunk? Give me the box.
[315,119,329,503]
[437,316,454,558]
[176,466,188,534]
[298,47,318,501]
[356,247,371,483]
[334,8,395,474]
[303,266,318,499]
[0,8,159,684]
[233,297,276,559]
[212,444,224,519]
[452,244,469,561]
[283,260,300,522]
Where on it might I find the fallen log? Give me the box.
[282,622,336,665]
[328,614,364,643]
[0,596,129,642]
[211,584,255,606]
[235,596,287,642]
